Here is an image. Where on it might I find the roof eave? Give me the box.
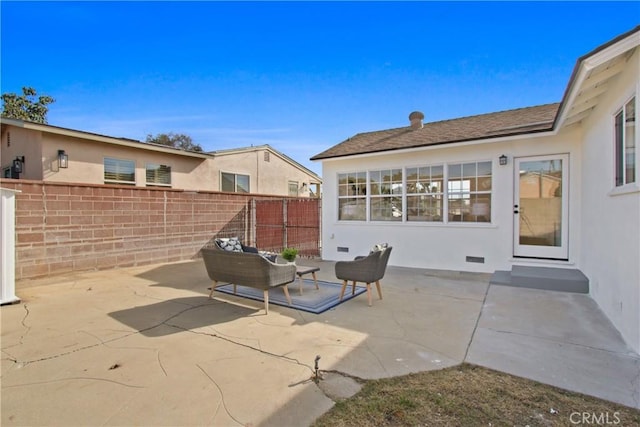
[553,26,640,129]
[311,127,556,161]
[1,117,212,159]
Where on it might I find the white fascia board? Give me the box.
[583,32,640,69]
[556,32,640,129]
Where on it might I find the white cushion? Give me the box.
[371,242,389,252]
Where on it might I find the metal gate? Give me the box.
[253,198,320,256]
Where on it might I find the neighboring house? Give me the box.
[0,118,321,197]
[311,27,640,353]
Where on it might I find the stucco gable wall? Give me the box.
[580,48,640,352]
[214,148,319,196]
[321,128,582,273]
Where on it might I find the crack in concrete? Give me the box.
[2,376,145,389]
[463,281,491,362]
[320,368,366,383]
[196,364,244,426]
[481,327,640,357]
[0,304,35,352]
[156,350,167,377]
[3,329,142,366]
[363,340,388,376]
[3,297,359,419]
[164,321,314,374]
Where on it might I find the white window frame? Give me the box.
[446,161,492,223]
[145,163,172,187]
[221,172,250,193]
[369,168,403,221]
[614,96,636,187]
[337,161,493,224]
[337,171,367,221]
[104,157,135,185]
[406,164,444,222]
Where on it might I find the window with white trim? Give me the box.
[337,161,492,224]
[221,172,250,193]
[146,163,171,187]
[104,158,135,185]
[338,172,366,220]
[615,96,636,186]
[406,165,444,222]
[447,161,492,223]
[369,168,403,221]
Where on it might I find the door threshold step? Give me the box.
[490,266,589,293]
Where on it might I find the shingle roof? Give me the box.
[310,103,560,160]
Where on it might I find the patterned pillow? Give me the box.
[216,237,243,252]
[371,243,389,253]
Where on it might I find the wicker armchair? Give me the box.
[201,245,296,313]
[335,246,392,306]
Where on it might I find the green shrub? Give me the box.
[281,247,299,262]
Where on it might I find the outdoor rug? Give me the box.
[213,279,367,314]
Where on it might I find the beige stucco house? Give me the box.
[1,118,321,197]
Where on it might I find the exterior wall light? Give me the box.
[499,154,508,166]
[58,150,69,168]
[12,156,25,174]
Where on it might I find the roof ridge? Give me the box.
[423,102,561,126]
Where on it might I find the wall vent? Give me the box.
[337,247,349,253]
[466,256,485,263]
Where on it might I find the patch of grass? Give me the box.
[313,363,640,426]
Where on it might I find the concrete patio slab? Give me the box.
[2,258,638,426]
[467,285,640,409]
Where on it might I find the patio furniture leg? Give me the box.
[339,280,347,301]
[366,282,372,306]
[282,285,292,305]
[263,290,269,314]
[375,280,383,300]
[298,275,304,295]
[312,272,319,289]
[208,280,218,299]
[352,280,357,295]
[233,284,237,294]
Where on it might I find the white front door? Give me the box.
[514,154,569,259]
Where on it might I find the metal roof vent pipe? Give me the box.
[409,111,424,129]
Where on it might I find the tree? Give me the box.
[145,132,203,152]
[1,87,55,123]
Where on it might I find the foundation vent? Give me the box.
[337,247,349,253]
[466,256,485,264]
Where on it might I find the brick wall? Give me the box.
[1,179,282,282]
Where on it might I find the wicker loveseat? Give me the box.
[201,240,297,313]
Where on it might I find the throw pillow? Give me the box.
[259,251,278,263]
[241,244,259,254]
[217,237,243,252]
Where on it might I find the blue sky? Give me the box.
[1,2,638,175]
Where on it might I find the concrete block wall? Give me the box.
[0,179,268,282]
